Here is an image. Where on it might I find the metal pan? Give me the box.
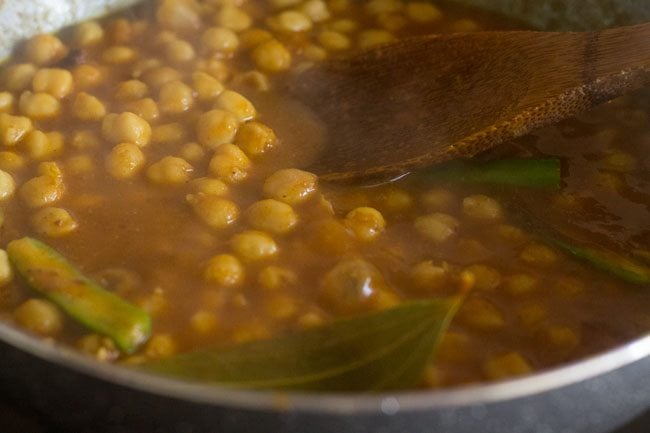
[1,1,649,432]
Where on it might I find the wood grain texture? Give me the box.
[291,24,650,182]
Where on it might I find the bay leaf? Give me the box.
[143,299,460,391]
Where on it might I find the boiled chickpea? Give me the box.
[215,90,256,121]
[235,121,277,156]
[208,143,251,183]
[520,242,558,266]
[180,143,206,163]
[3,64,37,92]
[65,155,95,176]
[462,194,503,222]
[0,113,32,146]
[269,11,313,33]
[73,92,106,121]
[19,91,61,119]
[232,71,270,92]
[152,123,187,144]
[115,80,148,101]
[246,199,298,234]
[231,230,278,261]
[410,260,450,292]
[203,254,245,286]
[31,207,78,237]
[459,297,505,330]
[123,98,160,122]
[344,207,386,241]
[23,130,64,160]
[420,187,456,211]
[156,0,201,32]
[72,64,103,89]
[251,39,292,72]
[0,92,14,113]
[0,249,12,286]
[464,264,501,291]
[105,143,145,180]
[365,0,403,15]
[73,21,105,47]
[102,112,152,146]
[318,30,351,51]
[14,299,63,336]
[216,6,252,32]
[358,29,395,49]
[240,29,273,49]
[414,213,459,244]
[258,265,297,291]
[158,80,194,114]
[190,310,219,334]
[165,39,196,63]
[102,46,137,64]
[187,193,239,229]
[145,333,178,359]
[196,109,240,150]
[263,168,318,204]
[71,130,100,150]
[192,72,224,101]
[77,334,119,362]
[202,27,240,54]
[483,352,531,380]
[19,173,64,208]
[147,156,193,185]
[0,169,15,201]
[142,66,182,90]
[32,68,73,98]
[301,0,331,22]
[189,177,228,196]
[25,34,67,65]
[0,152,25,172]
[504,273,538,295]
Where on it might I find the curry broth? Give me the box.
[0,0,648,388]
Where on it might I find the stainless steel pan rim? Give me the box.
[1,319,649,414]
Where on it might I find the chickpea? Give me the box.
[318,30,351,51]
[251,39,292,72]
[23,130,64,160]
[156,0,201,32]
[102,112,152,146]
[271,0,302,8]
[0,169,15,201]
[420,187,456,211]
[102,46,137,64]
[303,44,328,61]
[192,72,224,101]
[520,242,558,266]
[258,266,297,291]
[3,64,37,92]
[196,109,240,150]
[505,273,538,295]
[453,19,480,32]
[106,143,145,180]
[344,207,386,241]
[410,260,450,292]
[159,80,194,114]
[189,177,228,196]
[263,168,318,204]
[376,187,412,213]
[187,193,239,229]
[306,218,354,256]
[0,113,32,146]
[365,0,403,15]
[14,299,63,336]
[0,249,12,286]
[142,67,182,91]
[459,297,505,330]
[414,213,459,244]
[190,311,218,334]
[203,254,245,286]
[73,92,106,121]
[31,207,78,237]
[0,152,25,172]
[301,0,331,22]
[72,64,103,89]
[231,230,279,262]
[232,71,271,92]
[32,68,73,99]
[464,264,501,291]
[147,156,193,185]
[377,13,407,32]
[196,59,230,82]
[201,27,240,54]
[358,29,395,49]
[73,21,105,47]
[216,6,252,32]
[124,98,160,122]
[0,92,14,113]
[180,142,206,162]
[517,304,547,328]
[240,29,273,49]
[329,19,358,33]
[234,121,277,157]
[483,352,531,381]
[71,130,100,150]
[25,34,67,65]
[462,194,503,222]
[269,11,313,33]
[77,334,119,362]
[19,173,64,208]
[19,91,61,119]
[215,90,256,121]
[165,39,196,63]
[115,80,148,101]
[145,333,178,359]
[208,143,251,183]
[246,199,298,234]
[66,155,95,175]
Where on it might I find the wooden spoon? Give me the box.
[290,23,650,182]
